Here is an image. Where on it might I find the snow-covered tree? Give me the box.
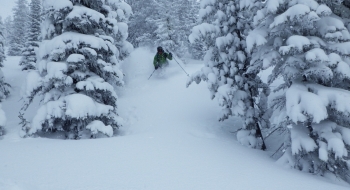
[20,0,42,71]
[150,0,198,56]
[0,18,10,136]
[0,17,3,43]
[127,0,158,47]
[0,17,3,45]
[7,0,29,56]
[181,0,202,59]
[105,0,133,60]
[128,0,198,56]
[175,0,199,56]
[21,0,131,139]
[151,0,181,54]
[248,0,350,181]
[188,37,206,60]
[187,0,268,150]
[0,19,4,66]
[2,16,13,47]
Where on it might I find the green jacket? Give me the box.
[153,52,172,68]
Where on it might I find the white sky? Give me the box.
[0,0,16,19]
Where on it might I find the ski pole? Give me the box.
[174,57,190,77]
[148,69,156,80]
[165,49,190,77]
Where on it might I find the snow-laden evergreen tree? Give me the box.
[127,0,158,47]
[184,1,206,60]
[248,0,350,182]
[151,0,181,54]
[0,19,4,65]
[105,0,133,60]
[0,18,9,136]
[2,16,13,47]
[175,0,199,56]
[0,17,3,46]
[0,17,3,43]
[20,0,131,139]
[187,0,219,64]
[20,0,42,71]
[7,0,29,56]
[128,0,198,57]
[187,0,268,150]
[129,0,192,55]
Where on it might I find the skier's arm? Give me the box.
[153,55,157,67]
[153,55,159,69]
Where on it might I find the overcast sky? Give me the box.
[0,0,16,19]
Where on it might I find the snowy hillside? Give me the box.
[0,48,349,190]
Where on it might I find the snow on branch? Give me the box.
[189,23,219,44]
[269,4,315,29]
[107,0,133,20]
[86,120,113,137]
[45,62,68,81]
[306,83,350,116]
[288,0,319,11]
[312,121,347,161]
[247,29,267,53]
[76,76,117,97]
[316,16,349,41]
[290,124,317,155]
[266,0,285,14]
[328,42,350,56]
[279,35,311,55]
[39,32,115,60]
[305,48,329,63]
[29,94,114,135]
[67,5,105,23]
[286,82,328,124]
[315,4,332,16]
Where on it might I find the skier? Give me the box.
[153,46,172,70]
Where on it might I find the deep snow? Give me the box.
[0,48,349,190]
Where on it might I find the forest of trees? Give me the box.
[1,0,350,184]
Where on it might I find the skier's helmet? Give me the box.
[157,46,163,52]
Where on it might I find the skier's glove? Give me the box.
[155,65,159,70]
[169,53,172,58]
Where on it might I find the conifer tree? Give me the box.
[0,17,3,45]
[0,17,3,47]
[106,0,133,60]
[187,0,268,150]
[178,0,199,58]
[128,0,198,56]
[186,1,204,60]
[152,0,181,54]
[21,0,131,139]
[7,0,29,56]
[150,0,198,56]
[0,18,4,66]
[2,16,13,47]
[248,0,350,181]
[128,0,158,47]
[0,18,10,136]
[20,0,42,71]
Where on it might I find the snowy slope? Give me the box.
[0,48,349,190]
